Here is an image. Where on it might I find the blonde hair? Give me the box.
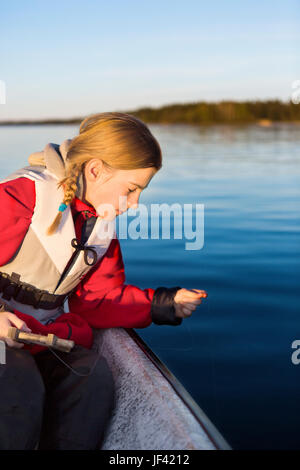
[47,112,162,235]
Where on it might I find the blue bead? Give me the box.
[58,203,67,212]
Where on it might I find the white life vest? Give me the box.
[0,165,116,324]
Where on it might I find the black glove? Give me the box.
[150,286,182,326]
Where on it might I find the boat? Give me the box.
[93,328,231,450]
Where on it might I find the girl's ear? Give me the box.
[85,159,104,182]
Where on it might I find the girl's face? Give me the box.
[83,159,157,218]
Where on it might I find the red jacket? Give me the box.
[0,177,156,353]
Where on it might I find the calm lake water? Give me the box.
[0,123,299,449]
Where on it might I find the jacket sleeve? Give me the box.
[0,178,36,265]
[150,286,182,326]
[68,236,183,328]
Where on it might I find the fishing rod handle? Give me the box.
[7,327,74,352]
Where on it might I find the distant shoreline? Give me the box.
[0,99,299,126]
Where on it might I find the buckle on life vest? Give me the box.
[1,272,21,301]
[0,271,69,310]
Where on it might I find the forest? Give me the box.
[0,100,299,125]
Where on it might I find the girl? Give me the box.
[0,112,207,450]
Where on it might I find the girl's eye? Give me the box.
[128,188,136,193]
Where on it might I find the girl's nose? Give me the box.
[128,201,139,210]
[128,195,140,210]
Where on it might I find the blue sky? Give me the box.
[0,0,299,119]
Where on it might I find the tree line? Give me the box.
[129,100,300,124]
[0,100,299,125]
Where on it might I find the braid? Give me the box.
[47,163,81,236]
[62,164,80,206]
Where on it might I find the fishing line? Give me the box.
[180,309,198,351]
[172,295,207,351]
[206,299,219,418]
[48,346,102,377]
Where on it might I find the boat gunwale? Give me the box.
[125,328,231,451]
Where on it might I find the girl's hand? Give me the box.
[0,311,32,348]
[174,288,208,319]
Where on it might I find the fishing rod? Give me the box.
[7,327,101,377]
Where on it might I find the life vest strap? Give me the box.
[0,271,71,310]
